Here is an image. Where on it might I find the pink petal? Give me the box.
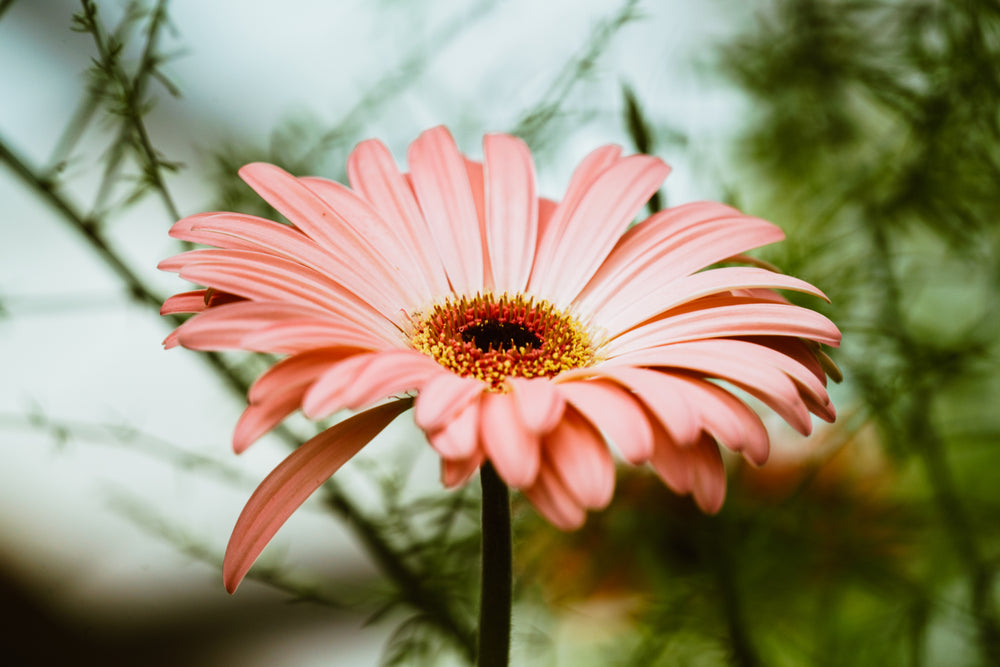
[302,350,442,419]
[414,373,486,433]
[606,301,841,356]
[480,392,540,488]
[428,394,482,460]
[648,422,726,513]
[248,348,358,404]
[407,126,484,293]
[346,139,451,295]
[164,249,401,344]
[576,366,701,446]
[223,399,412,593]
[669,375,770,466]
[464,158,491,289]
[601,268,834,339]
[232,387,304,454]
[578,206,784,316]
[161,290,211,315]
[241,319,390,355]
[602,342,815,435]
[441,450,485,488]
[522,462,587,530]
[172,301,346,352]
[299,176,433,305]
[507,377,565,434]
[555,379,654,464]
[238,163,418,313]
[543,407,615,509]
[529,145,622,290]
[530,154,670,305]
[483,133,538,293]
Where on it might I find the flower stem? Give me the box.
[477,463,512,667]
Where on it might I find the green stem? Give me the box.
[477,463,512,667]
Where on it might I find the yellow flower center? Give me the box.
[409,293,595,389]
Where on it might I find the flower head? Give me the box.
[160,126,840,592]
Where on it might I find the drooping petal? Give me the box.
[415,372,487,433]
[569,366,701,446]
[483,133,538,293]
[232,387,304,454]
[556,378,654,464]
[542,406,616,509]
[669,375,770,466]
[223,398,413,593]
[441,449,485,488]
[346,138,450,295]
[530,153,670,305]
[522,461,587,530]
[428,395,482,460]
[480,391,540,488]
[648,422,727,513]
[507,376,565,434]
[407,126,484,293]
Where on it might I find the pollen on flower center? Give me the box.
[409,293,595,389]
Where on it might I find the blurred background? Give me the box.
[2,0,999,665]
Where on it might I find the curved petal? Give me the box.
[346,138,450,295]
[223,398,413,593]
[522,461,587,530]
[428,395,482,460]
[669,375,770,466]
[648,422,727,513]
[407,126,484,293]
[302,350,442,419]
[556,378,654,464]
[507,377,565,434]
[569,366,701,446]
[441,449,485,488]
[415,373,486,433]
[483,133,538,292]
[530,154,670,305]
[241,319,392,354]
[480,391,540,488]
[542,406,615,509]
[232,387,304,454]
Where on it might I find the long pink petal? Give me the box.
[600,268,833,338]
[407,127,483,293]
[241,320,389,354]
[347,138,451,295]
[415,373,486,433]
[542,406,615,509]
[302,350,442,419]
[529,145,622,291]
[238,163,417,312]
[464,159,491,289]
[480,392,540,488]
[483,134,538,293]
[223,398,413,593]
[531,154,670,305]
[248,349,358,404]
[299,176,433,304]
[428,395,482,460]
[522,461,587,530]
[579,209,784,316]
[507,377,565,434]
[556,379,654,464]
[172,301,344,351]
[606,302,841,356]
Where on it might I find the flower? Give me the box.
[160,126,840,592]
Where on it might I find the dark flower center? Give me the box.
[460,321,543,351]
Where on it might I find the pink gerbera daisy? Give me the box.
[160,126,839,593]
